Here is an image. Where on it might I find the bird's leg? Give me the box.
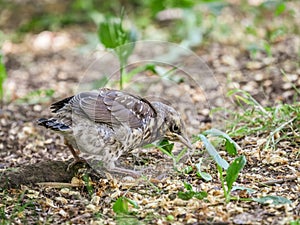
[64,139,86,171]
[104,161,142,178]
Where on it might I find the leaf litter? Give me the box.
[1,2,300,224]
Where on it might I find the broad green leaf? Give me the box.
[194,191,208,200]
[178,191,194,200]
[183,182,193,191]
[149,140,174,158]
[195,162,212,181]
[204,128,239,155]
[253,196,292,205]
[198,134,229,169]
[275,2,286,16]
[225,156,246,193]
[158,139,174,154]
[156,147,173,157]
[225,139,237,156]
[113,197,129,214]
[98,16,136,64]
[196,171,212,182]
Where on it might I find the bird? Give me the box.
[38,88,192,176]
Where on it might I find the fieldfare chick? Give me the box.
[38,88,192,176]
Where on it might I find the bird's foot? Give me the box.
[83,160,150,178]
[67,157,87,171]
[107,166,143,178]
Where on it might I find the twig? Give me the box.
[36,182,82,188]
[258,176,297,187]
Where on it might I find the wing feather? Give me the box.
[58,88,157,129]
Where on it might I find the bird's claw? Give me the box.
[67,157,87,171]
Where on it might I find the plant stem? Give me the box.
[230,197,253,202]
[217,165,229,202]
[120,62,124,90]
[176,148,188,163]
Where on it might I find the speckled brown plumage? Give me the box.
[38,88,192,176]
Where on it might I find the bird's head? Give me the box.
[153,102,193,149]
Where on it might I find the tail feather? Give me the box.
[50,96,74,113]
[37,118,70,131]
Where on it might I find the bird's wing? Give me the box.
[56,88,157,129]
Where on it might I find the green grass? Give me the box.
[0,190,37,224]
[227,89,300,150]
[0,52,7,104]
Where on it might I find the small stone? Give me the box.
[91,195,101,206]
[55,197,68,204]
[254,73,264,81]
[33,105,42,111]
[282,82,292,90]
[58,209,68,217]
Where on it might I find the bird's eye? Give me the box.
[170,124,180,133]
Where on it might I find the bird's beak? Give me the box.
[177,133,193,149]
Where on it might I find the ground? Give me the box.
[0,1,299,225]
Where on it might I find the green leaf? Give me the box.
[126,198,139,209]
[289,219,300,225]
[198,134,229,169]
[166,215,175,221]
[178,191,194,200]
[194,191,208,200]
[82,174,94,196]
[225,156,246,193]
[225,140,237,156]
[263,41,272,57]
[204,128,238,156]
[183,182,193,191]
[175,147,188,163]
[195,163,212,181]
[157,139,174,154]
[184,166,193,174]
[253,196,292,205]
[231,186,256,194]
[197,171,212,182]
[97,16,136,64]
[142,143,155,149]
[275,2,286,16]
[113,197,129,214]
[0,53,7,101]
